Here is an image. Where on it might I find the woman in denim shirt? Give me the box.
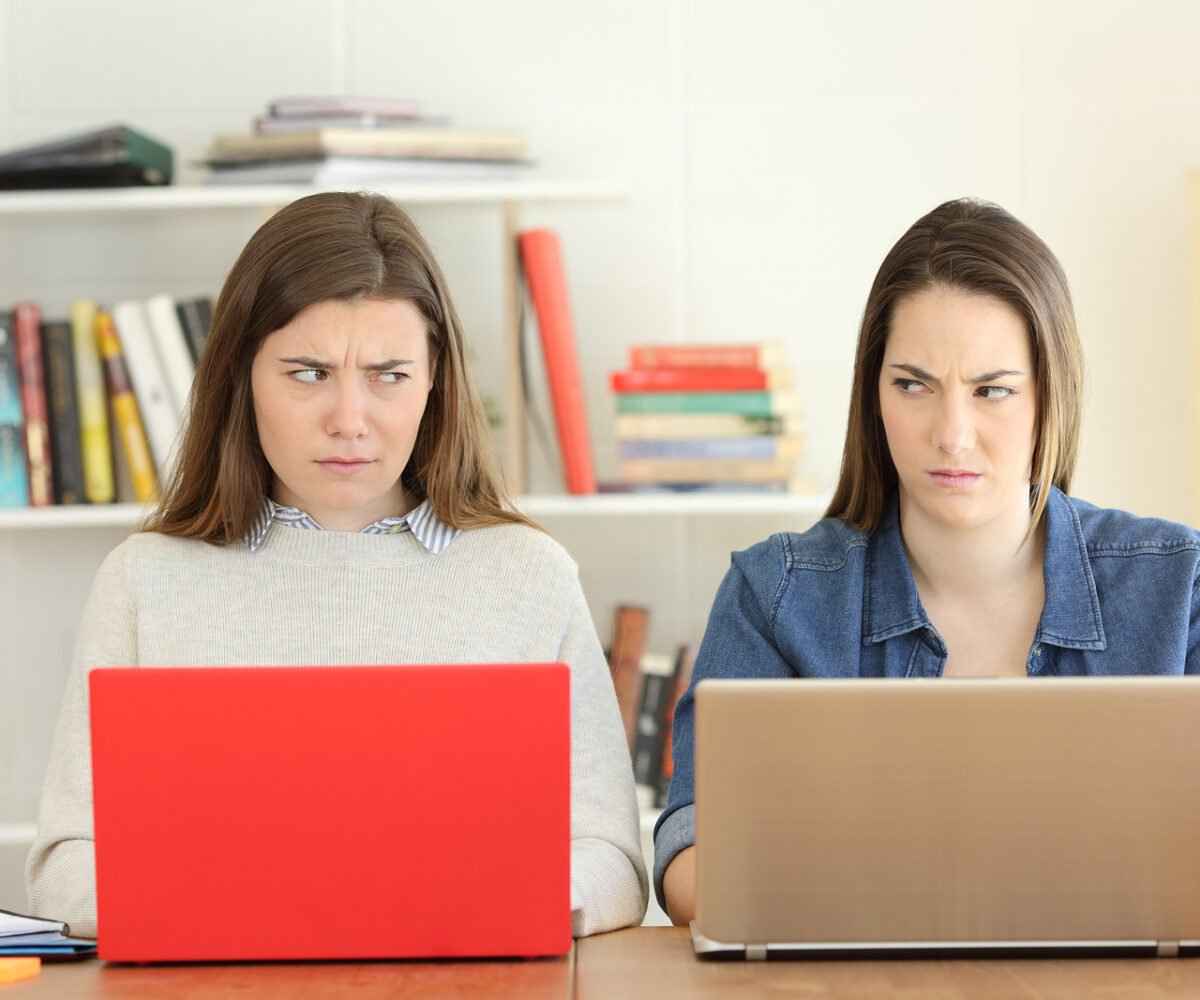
[654,197,1200,924]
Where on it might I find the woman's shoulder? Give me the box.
[455,520,579,575]
[734,514,866,576]
[1065,493,1200,556]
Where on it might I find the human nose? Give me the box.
[932,391,975,456]
[324,377,369,439]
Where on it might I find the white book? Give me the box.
[204,155,531,186]
[112,300,181,478]
[144,294,195,416]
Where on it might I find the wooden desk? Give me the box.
[575,927,1200,999]
[6,950,573,998]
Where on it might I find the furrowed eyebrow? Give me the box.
[278,356,414,371]
[889,363,1025,385]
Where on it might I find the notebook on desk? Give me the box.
[89,664,570,962]
[690,676,1200,960]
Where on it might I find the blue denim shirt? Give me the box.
[652,486,1200,909]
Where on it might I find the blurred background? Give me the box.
[1,0,1197,918]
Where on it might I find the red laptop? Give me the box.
[88,664,570,962]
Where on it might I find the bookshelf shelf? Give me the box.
[0,493,831,530]
[0,180,626,215]
[523,493,831,518]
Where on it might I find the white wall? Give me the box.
[2,0,1198,909]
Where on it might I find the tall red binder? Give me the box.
[518,229,597,494]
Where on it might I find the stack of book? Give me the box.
[609,340,804,493]
[0,296,212,508]
[203,95,532,186]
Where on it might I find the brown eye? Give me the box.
[977,385,1014,400]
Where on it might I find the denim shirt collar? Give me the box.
[863,486,1106,651]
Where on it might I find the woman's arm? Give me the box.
[25,542,137,938]
[560,578,649,936]
[662,845,696,924]
[653,539,797,924]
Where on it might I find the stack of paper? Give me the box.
[0,908,95,958]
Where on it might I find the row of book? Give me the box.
[606,604,694,810]
[204,95,532,186]
[0,297,212,507]
[607,341,804,492]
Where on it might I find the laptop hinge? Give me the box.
[745,944,768,961]
[1157,941,1180,958]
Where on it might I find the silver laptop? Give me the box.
[691,677,1200,959]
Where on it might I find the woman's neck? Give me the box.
[898,490,1045,602]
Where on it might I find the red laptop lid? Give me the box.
[89,664,570,962]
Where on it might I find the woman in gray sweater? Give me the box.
[27,192,647,939]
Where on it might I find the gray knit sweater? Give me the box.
[26,522,648,939]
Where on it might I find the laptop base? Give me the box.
[690,923,1200,961]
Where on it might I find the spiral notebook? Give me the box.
[0,909,95,958]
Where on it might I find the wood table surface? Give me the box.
[4,949,573,999]
[575,927,1200,999]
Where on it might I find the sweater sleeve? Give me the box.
[26,541,137,939]
[559,577,649,936]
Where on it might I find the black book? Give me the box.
[0,124,173,189]
[40,321,86,505]
[175,297,213,363]
[631,654,675,795]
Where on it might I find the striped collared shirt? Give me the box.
[246,497,460,554]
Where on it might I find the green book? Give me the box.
[0,124,173,189]
[615,390,799,417]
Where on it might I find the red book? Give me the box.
[13,302,53,506]
[518,229,596,494]
[657,643,694,804]
[609,367,790,393]
[630,341,785,370]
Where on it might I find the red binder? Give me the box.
[518,229,596,494]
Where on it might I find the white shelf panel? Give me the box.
[520,492,830,517]
[0,180,626,215]
[0,504,149,529]
[0,822,35,846]
[0,494,830,530]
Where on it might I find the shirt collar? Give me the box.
[246,497,460,555]
[862,486,1106,650]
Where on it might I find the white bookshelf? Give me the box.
[0,493,831,530]
[0,180,626,215]
[0,178,626,494]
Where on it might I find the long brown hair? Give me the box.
[826,197,1083,533]
[145,191,536,543]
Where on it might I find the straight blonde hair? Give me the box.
[826,198,1083,533]
[145,191,535,542]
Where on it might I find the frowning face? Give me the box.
[251,298,434,531]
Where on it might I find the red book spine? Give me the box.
[518,229,596,494]
[610,367,769,393]
[630,344,763,369]
[13,302,53,506]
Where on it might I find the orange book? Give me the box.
[13,303,52,506]
[518,229,596,494]
[630,341,785,370]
